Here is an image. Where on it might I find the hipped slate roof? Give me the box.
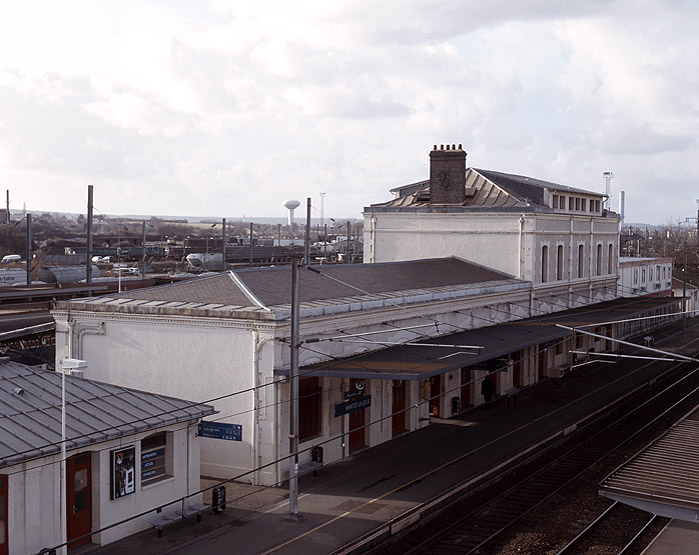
[57,257,527,320]
[0,360,215,468]
[367,167,604,211]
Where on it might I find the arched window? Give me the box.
[557,245,564,280]
[577,244,584,278]
[541,245,548,282]
[607,244,613,274]
[596,244,602,276]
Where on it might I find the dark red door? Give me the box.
[349,407,366,452]
[0,475,7,555]
[538,348,545,380]
[67,452,91,549]
[392,381,406,436]
[513,358,523,387]
[460,367,471,408]
[430,375,441,417]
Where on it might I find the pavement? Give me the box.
[84,319,699,555]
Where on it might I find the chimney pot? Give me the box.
[429,144,467,205]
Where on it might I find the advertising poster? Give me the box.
[111,446,135,499]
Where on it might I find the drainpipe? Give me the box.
[518,215,525,279]
[251,329,272,485]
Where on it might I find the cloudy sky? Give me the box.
[0,0,697,224]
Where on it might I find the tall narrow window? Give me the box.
[541,245,549,282]
[575,198,581,211]
[578,245,584,278]
[608,244,613,274]
[299,377,322,441]
[557,245,564,280]
[596,244,602,275]
[568,197,574,210]
[581,199,587,211]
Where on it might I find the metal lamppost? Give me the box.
[58,357,87,555]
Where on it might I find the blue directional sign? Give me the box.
[334,395,372,417]
[198,421,242,441]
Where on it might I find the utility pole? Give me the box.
[141,221,147,279]
[222,218,227,272]
[286,255,304,522]
[5,190,9,224]
[304,198,311,265]
[346,221,351,263]
[323,224,328,261]
[86,186,94,286]
[25,214,32,285]
[249,221,254,266]
[683,246,688,336]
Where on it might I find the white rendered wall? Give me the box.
[53,311,276,483]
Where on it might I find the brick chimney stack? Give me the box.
[429,144,466,205]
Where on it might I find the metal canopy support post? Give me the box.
[286,256,304,522]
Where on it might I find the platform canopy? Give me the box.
[599,406,699,522]
[275,296,682,381]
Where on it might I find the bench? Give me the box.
[504,387,520,408]
[297,460,323,477]
[296,445,324,477]
[148,502,210,537]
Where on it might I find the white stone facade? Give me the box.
[53,269,536,487]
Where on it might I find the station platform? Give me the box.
[84,319,699,555]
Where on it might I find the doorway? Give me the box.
[391,381,406,437]
[429,374,441,417]
[0,475,7,555]
[460,367,471,408]
[348,379,367,453]
[66,452,91,550]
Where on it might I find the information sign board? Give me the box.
[198,421,242,441]
[334,395,372,417]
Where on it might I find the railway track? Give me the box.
[556,501,661,555]
[374,346,699,555]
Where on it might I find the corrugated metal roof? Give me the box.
[285,296,681,380]
[599,406,699,522]
[0,360,215,468]
[58,257,522,318]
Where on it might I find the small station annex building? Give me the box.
[0,359,214,555]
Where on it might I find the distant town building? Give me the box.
[617,257,673,297]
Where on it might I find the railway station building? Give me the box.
[52,258,682,487]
